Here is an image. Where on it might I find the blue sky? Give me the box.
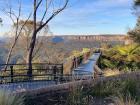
[0,0,137,36]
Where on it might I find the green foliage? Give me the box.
[89,79,140,102]
[90,80,122,97]
[64,78,140,104]
[121,79,138,98]
[101,44,140,71]
[89,82,114,97]
[0,90,25,105]
[129,0,140,43]
[128,16,140,44]
[101,59,118,69]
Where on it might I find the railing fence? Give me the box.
[0,63,63,84]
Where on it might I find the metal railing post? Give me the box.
[60,64,63,82]
[10,66,13,83]
[98,51,102,68]
[0,63,66,84]
[73,56,76,69]
[53,66,57,83]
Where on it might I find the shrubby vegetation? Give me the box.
[101,44,140,72]
[66,74,140,105]
[45,76,139,105]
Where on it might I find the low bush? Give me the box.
[101,44,140,71]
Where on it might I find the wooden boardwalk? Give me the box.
[73,53,101,75]
[0,53,101,92]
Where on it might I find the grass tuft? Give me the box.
[0,89,25,105]
[110,94,139,105]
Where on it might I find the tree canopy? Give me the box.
[135,0,140,5]
[127,0,140,44]
[128,17,140,43]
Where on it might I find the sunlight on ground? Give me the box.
[104,69,121,77]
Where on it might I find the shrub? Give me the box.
[121,79,138,98]
[101,44,140,71]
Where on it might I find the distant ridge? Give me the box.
[50,34,126,42]
[54,34,126,36]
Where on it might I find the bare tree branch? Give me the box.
[2,1,32,70]
[39,0,53,26]
[36,0,43,11]
[37,0,68,32]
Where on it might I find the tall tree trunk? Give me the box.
[27,32,37,78]
[26,0,68,78]
[27,0,37,79]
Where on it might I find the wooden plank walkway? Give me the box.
[73,53,101,75]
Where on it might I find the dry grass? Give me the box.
[110,94,139,105]
[103,69,121,77]
[0,89,25,105]
[63,59,73,74]
[66,83,94,105]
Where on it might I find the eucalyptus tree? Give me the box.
[128,18,140,44]
[127,0,140,44]
[0,0,69,78]
[14,20,50,63]
[27,0,69,78]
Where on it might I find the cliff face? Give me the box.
[51,34,126,42]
